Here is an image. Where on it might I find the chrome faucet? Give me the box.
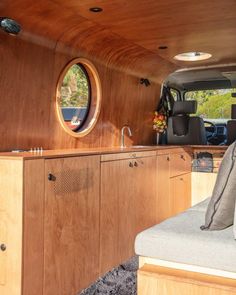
[121,125,132,148]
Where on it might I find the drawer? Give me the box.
[101,151,156,162]
[169,152,191,177]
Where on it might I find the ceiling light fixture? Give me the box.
[174,52,212,61]
[0,17,21,35]
[89,7,103,13]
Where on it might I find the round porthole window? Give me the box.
[56,58,101,137]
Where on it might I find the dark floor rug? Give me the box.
[79,256,138,295]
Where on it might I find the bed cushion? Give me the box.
[135,200,236,273]
[201,141,236,230]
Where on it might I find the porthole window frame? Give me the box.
[56,58,102,137]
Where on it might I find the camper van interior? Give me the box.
[1,1,236,295]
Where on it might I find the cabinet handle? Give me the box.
[129,162,133,168]
[181,155,185,160]
[167,156,170,161]
[180,178,184,181]
[48,173,56,181]
[0,244,6,251]
[134,161,138,167]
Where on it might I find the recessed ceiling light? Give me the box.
[158,46,168,50]
[174,52,212,61]
[89,7,103,13]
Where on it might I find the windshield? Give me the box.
[185,89,236,123]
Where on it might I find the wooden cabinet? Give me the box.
[0,155,100,295]
[0,160,23,295]
[170,173,191,216]
[100,151,157,274]
[157,149,192,222]
[43,156,100,295]
[0,147,193,295]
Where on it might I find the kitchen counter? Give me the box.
[0,145,228,160]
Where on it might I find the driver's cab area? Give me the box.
[164,65,236,146]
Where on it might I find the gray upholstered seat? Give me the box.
[135,199,236,273]
[167,100,207,145]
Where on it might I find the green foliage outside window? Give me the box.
[185,89,236,119]
[60,64,90,107]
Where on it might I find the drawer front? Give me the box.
[101,150,156,162]
[169,152,191,177]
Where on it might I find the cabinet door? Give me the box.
[157,154,171,222]
[0,160,23,295]
[44,156,100,295]
[100,156,157,275]
[169,152,191,178]
[170,173,191,216]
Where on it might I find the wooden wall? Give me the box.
[0,24,176,151]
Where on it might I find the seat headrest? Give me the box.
[231,104,236,119]
[172,100,197,115]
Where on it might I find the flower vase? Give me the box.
[156,133,160,145]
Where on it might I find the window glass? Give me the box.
[185,89,236,122]
[60,63,90,131]
[170,88,178,101]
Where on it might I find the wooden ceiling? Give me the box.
[1,0,236,70]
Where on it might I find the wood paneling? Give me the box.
[138,264,236,295]
[23,159,45,295]
[170,173,191,216]
[157,151,192,222]
[43,156,100,295]
[0,159,23,295]
[100,155,157,275]
[0,32,168,151]
[2,0,236,68]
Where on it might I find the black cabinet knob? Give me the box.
[129,162,133,168]
[134,161,138,167]
[0,244,6,251]
[48,173,56,181]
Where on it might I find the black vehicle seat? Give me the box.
[167,100,207,145]
[226,104,236,145]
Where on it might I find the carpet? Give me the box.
[79,256,138,295]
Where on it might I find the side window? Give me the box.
[170,88,179,101]
[56,58,102,137]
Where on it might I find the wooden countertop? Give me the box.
[0,145,228,160]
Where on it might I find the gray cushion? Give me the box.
[135,200,236,273]
[201,141,236,230]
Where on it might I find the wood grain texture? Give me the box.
[0,33,166,151]
[170,173,191,215]
[156,154,171,222]
[0,159,23,295]
[43,156,100,295]
[2,0,236,68]
[138,264,236,295]
[157,152,191,222]
[100,155,157,275]
[22,159,45,295]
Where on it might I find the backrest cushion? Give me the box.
[201,141,236,230]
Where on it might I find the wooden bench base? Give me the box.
[138,264,236,295]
